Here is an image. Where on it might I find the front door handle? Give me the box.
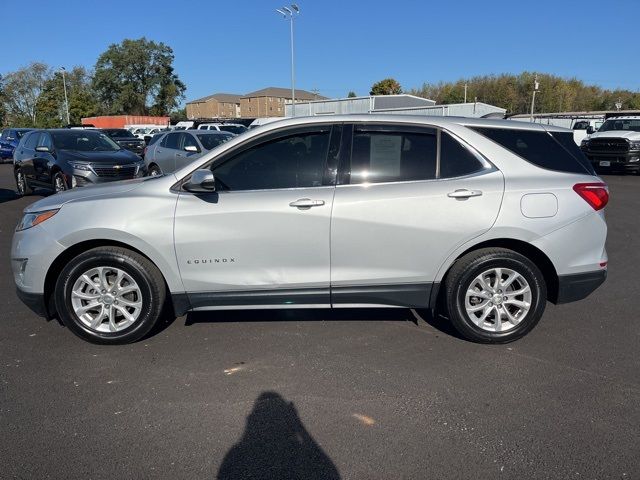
[289,198,325,208]
[447,189,483,199]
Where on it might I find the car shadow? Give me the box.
[184,306,464,339]
[216,391,341,480]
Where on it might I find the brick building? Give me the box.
[240,87,323,118]
[186,93,242,120]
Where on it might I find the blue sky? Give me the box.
[4,0,639,104]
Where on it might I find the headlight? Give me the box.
[629,141,640,150]
[69,161,92,171]
[16,209,59,231]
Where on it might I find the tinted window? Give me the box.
[471,127,593,174]
[197,133,232,150]
[212,129,330,191]
[149,133,163,146]
[551,132,596,175]
[51,131,120,152]
[182,133,199,151]
[162,132,181,149]
[0,130,7,140]
[24,132,40,149]
[440,132,486,178]
[219,125,247,135]
[349,128,437,184]
[103,129,135,138]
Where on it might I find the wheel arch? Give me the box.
[432,238,560,308]
[44,239,180,319]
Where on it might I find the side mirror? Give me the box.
[183,169,216,193]
[586,126,595,134]
[35,146,51,153]
[184,145,199,153]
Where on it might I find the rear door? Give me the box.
[16,132,40,182]
[330,123,504,307]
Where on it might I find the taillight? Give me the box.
[573,182,609,211]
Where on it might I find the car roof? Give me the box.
[185,129,233,135]
[247,114,572,133]
[603,116,640,120]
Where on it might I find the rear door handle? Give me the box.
[447,189,483,199]
[289,198,325,208]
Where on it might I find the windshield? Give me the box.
[52,131,121,152]
[197,133,233,150]
[598,119,640,132]
[104,129,136,138]
[219,125,247,135]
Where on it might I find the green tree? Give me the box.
[37,67,99,127]
[169,107,186,124]
[92,38,186,115]
[370,78,402,95]
[347,91,357,98]
[1,62,51,126]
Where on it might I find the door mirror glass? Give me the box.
[184,169,216,192]
[35,145,51,153]
[184,145,199,153]
[586,126,595,134]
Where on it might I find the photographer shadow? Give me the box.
[217,391,340,480]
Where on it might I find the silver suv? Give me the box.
[11,115,608,344]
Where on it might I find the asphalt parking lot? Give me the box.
[0,163,638,479]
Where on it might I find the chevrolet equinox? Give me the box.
[11,115,608,344]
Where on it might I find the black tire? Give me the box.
[444,248,547,344]
[52,171,68,192]
[54,246,166,344]
[15,168,33,196]
[148,164,162,177]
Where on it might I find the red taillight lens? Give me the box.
[573,182,609,211]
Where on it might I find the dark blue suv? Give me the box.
[0,128,34,163]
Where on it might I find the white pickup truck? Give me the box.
[580,116,640,173]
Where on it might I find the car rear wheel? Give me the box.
[444,248,547,343]
[148,164,162,176]
[54,246,166,344]
[15,169,33,196]
[53,172,67,192]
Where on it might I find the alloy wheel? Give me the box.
[464,267,532,332]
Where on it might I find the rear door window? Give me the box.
[348,126,437,184]
[471,127,594,175]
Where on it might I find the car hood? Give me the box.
[24,177,150,213]
[589,131,640,140]
[60,149,140,163]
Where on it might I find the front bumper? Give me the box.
[70,163,146,187]
[585,151,640,172]
[556,270,607,304]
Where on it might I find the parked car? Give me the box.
[197,123,248,135]
[13,129,146,195]
[0,128,34,163]
[101,129,146,156]
[11,115,608,345]
[144,129,233,175]
[580,116,640,173]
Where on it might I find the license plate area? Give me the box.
[599,161,611,167]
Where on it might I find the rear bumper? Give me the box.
[556,270,607,304]
[16,287,48,317]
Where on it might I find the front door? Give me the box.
[330,124,504,307]
[174,124,341,308]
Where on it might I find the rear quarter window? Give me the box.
[471,127,594,175]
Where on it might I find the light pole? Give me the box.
[530,74,539,122]
[60,67,70,125]
[276,4,299,116]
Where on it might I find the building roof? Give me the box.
[187,93,242,104]
[241,87,326,101]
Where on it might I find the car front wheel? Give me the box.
[444,248,547,343]
[54,246,166,344]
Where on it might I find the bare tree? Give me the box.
[2,62,51,126]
